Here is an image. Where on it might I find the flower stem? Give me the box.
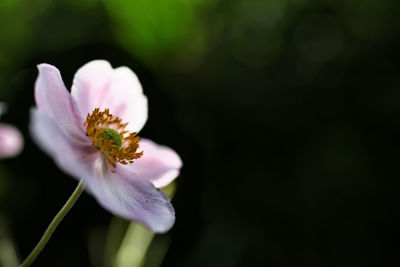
[20,179,86,267]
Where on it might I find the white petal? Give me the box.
[30,108,96,182]
[35,64,86,142]
[92,159,176,233]
[121,138,182,188]
[71,60,148,133]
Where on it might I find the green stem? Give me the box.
[20,180,86,267]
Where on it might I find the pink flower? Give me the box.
[0,103,23,159]
[30,60,182,233]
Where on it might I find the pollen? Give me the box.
[84,108,143,170]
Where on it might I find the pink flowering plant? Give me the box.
[22,60,182,266]
[0,103,23,159]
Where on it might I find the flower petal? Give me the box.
[31,109,175,232]
[35,64,86,142]
[121,138,182,188]
[0,123,23,158]
[30,108,96,181]
[71,60,148,133]
[91,158,175,233]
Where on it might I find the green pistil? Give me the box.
[102,128,122,149]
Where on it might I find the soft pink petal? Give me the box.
[30,108,97,182]
[121,138,182,188]
[0,123,23,158]
[35,64,86,142]
[92,158,175,233]
[31,109,107,197]
[71,60,148,133]
[31,109,175,232]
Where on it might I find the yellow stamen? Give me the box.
[84,108,143,171]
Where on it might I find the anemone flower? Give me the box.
[0,103,23,159]
[30,60,182,233]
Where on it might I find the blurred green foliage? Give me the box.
[103,0,216,70]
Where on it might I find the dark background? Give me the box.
[0,0,399,266]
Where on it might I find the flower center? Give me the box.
[102,128,122,149]
[84,108,143,171]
